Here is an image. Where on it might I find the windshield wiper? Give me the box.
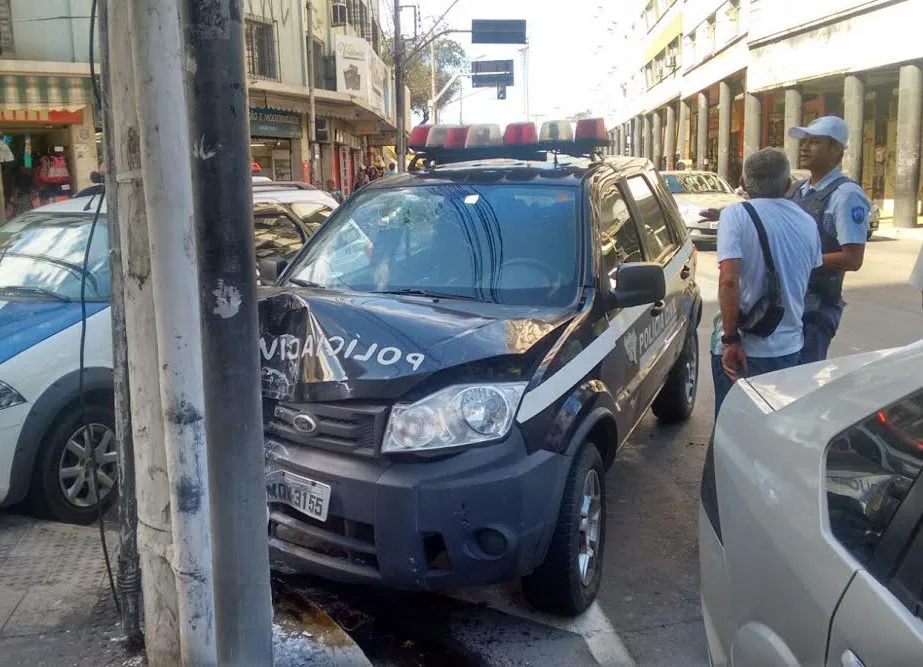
[0,285,72,302]
[0,252,100,293]
[288,277,326,289]
[371,288,480,301]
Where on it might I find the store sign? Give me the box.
[249,107,302,139]
[334,35,393,122]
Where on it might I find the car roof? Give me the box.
[362,155,654,189]
[253,189,339,208]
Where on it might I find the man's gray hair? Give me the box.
[743,148,791,198]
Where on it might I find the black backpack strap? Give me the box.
[814,175,851,202]
[741,202,777,278]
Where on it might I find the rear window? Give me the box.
[286,184,581,307]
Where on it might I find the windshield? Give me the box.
[290,202,334,228]
[662,173,732,195]
[286,184,580,307]
[0,211,110,301]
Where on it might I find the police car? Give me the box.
[259,118,703,616]
[0,191,334,524]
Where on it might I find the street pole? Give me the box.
[99,0,142,650]
[186,1,274,664]
[106,0,182,663]
[394,0,406,171]
[307,1,318,184]
[128,0,217,662]
[429,40,437,124]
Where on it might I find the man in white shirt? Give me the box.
[712,148,823,417]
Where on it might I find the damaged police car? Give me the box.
[258,120,702,616]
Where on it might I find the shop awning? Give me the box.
[0,74,94,112]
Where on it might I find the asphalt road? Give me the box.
[286,235,923,666]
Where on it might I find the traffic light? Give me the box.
[497,85,507,100]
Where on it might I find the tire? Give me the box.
[29,403,118,524]
[522,442,606,617]
[652,327,699,424]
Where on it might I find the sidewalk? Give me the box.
[0,511,371,666]
[874,218,923,241]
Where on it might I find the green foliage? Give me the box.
[383,37,467,120]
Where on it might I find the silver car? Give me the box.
[700,341,923,666]
[661,171,743,245]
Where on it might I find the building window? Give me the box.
[245,18,278,80]
[644,1,656,30]
[358,1,369,39]
[683,33,695,68]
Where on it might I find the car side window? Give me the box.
[826,389,923,571]
[625,174,679,262]
[597,183,645,280]
[253,214,306,262]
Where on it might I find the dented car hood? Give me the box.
[258,288,575,402]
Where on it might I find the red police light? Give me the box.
[575,118,607,142]
[444,125,471,148]
[503,122,538,145]
[409,125,431,150]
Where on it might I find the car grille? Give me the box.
[265,400,389,457]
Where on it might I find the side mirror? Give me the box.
[607,262,666,309]
[90,170,105,184]
[258,256,288,285]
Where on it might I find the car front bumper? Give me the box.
[0,403,30,505]
[265,429,570,590]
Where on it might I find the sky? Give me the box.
[396,0,624,129]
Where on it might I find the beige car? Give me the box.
[661,171,743,245]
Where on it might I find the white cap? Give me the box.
[788,116,849,147]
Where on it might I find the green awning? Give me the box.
[0,74,94,111]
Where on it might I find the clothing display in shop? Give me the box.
[35,147,71,186]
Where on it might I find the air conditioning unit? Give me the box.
[332,3,348,27]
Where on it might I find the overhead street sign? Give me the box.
[471,59,514,88]
[471,19,527,45]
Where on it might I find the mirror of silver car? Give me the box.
[609,262,666,309]
[258,256,288,286]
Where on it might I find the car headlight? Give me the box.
[0,381,25,410]
[382,382,527,453]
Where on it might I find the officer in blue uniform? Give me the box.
[787,116,870,363]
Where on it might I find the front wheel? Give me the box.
[652,327,699,424]
[522,442,606,616]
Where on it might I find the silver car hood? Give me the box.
[674,192,743,209]
[744,341,923,411]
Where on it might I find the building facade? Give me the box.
[0,0,404,216]
[610,0,923,227]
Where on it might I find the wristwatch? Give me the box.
[721,332,742,345]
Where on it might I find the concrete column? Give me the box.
[633,116,642,157]
[665,104,677,170]
[620,123,628,155]
[677,99,689,162]
[895,64,923,228]
[743,91,761,163]
[67,103,98,192]
[784,87,803,168]
[652,110,663,169]
[643,114,652,160]
[697,92,708,170]
[843,74,866,182]
[717,81,731,181]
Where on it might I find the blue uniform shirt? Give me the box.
[799,167,870,248]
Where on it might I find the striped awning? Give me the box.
[0,74,94,112]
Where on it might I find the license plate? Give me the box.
[266,471,331,522]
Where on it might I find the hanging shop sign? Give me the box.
[249,107,302,139]
[334,35,393,122]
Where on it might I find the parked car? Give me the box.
[700,341,923,666]
[259,128,703,616]
[0,192,334,523]
[252,182,338,237]
[790,168,879,240]
[661,170,743,245]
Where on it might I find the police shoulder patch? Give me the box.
[852,206,866,223]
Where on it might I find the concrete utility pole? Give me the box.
[127,0,218,662]
[394,0,406,170]
[105,0,182,663]
[186,1,274,663]
[307,1,318,184]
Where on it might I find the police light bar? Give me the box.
[539,120,575,143]
[409,125,431,150]
[503,122,538,145]
[444,126,471,149]
[426,124,461,147]
[574,118,609,150]
[465,124,502,147]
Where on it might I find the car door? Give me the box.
[591,165,653,435]
[825,387,923,666]
[621,171,693,412]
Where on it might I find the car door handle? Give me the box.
[841,650,865,667]
[650,300,665,317]
[680,264,691,280]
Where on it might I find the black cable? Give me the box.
[83,0,120,616]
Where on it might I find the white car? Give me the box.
[0,190,335,523]
[700,341,923,666]
[661,171,743,244]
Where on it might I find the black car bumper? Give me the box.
[265,429,570,590]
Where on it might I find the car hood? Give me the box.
[0,300,108,365]
[258,288,575,402]
[674,192,743,210]
[744,342,922,411]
